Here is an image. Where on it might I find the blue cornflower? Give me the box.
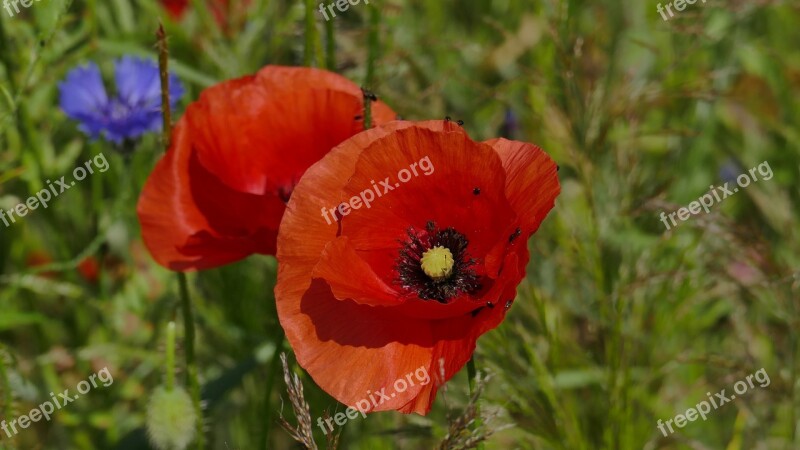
[719,158,742,184]
[59,57,184,144]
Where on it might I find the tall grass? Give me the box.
[0,0,798,449]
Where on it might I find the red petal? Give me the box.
[137,122,283,271]
[312,236,403,306]
[278,277,435,413]
[337,124,517,293]
[187,66,396,196]
[485,138,560,236]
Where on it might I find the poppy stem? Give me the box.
[361,3,379,130]
[178,272,205,450]
[304,0,323,67]
[260,327,286,449]
[466,356,484,449]
[324,16,336,70]
[165,321,176,392]
[362,88,373,130]
[157,26,204,450]
[156,23,172,150]
[365,2,379,89]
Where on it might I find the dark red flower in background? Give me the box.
[159,0,188,19]
[275,120,560,414]
[77,257,100,283]
[25,250,57,279]
[137,66,396,271]
[159,0,250,26]
[25,251,100,284]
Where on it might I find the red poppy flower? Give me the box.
[136,66,396,271]
[159,0,188,19]
[159,0,249,26]
[77,257,100,284]
[275,120,560,414]
[25,250,56,279]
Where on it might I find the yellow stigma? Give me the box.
[420,246,454,281]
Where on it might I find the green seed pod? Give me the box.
[146,385,197,450]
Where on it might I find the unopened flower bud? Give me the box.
[146,385,197,450]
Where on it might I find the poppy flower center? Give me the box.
[420,246,454,281]
[395,221,481,304]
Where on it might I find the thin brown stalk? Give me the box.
[155,23,172,151]
[278,353,319,450]
[436,372,507,450]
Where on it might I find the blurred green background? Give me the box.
[0,0,798,448]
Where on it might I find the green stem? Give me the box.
[190,0,222,41]
[261,329,286,449]
[166,321,176,391]
[0,10,41,170]
[178,273,205,450]
[466,356,484,450]
[0,12,19,95]
[362,89,373,130]
[365,3,379,89]
[360,3,379,131]
[304,0,318,67]
[87,0,97,42]
[467,356,476,394]
[324,16,336,70]
[0,346,15,450]
[789,278,798,448]
[157,30,203,448]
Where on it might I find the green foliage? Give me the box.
[0,0,798,449]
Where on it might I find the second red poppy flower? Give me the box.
[137,66,396,271]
